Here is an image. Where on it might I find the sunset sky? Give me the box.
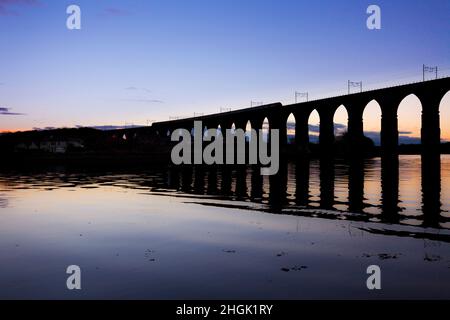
[0,0,449,140]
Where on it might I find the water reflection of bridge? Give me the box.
[0,156,446,229]
[162,154,445,229]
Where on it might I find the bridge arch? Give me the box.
[230,122,236,135]
[247,117,263,131]
[363,99,382,146]
[262,117,270,143]
[397,93,423,145]
[440,90,450,143]
[333,104,349,139]
[203,125,209,139]
[286,113,296,145]
[308,109,320,145]
[245,120,252,143]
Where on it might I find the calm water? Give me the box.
[0,155,450,299]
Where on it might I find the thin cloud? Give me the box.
[121,98,164,104]
[308,124,321,133]
[287,121,418,146]
[32,127,56,131]
[103,7,130,17]
[0,107,25,116]
[125,86,152,93]
[0,0,41,16]
[122,86,160,103]
[76,125,142,131]
[286,122,348,133]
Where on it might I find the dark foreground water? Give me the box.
[0,155,449,299]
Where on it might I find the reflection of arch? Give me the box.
[333,105,348,138]
[397,93,423,144]
[439,90,450,143]
[286,113,296,145]
[308,110,320,144]
[363,99,382,146]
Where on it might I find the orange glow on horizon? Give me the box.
[1,129,25,134]
[0,128,32,134]
[442,131,450,142]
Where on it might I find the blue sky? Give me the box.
[0,0,449,132]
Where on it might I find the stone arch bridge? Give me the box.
[150,77,450,155]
